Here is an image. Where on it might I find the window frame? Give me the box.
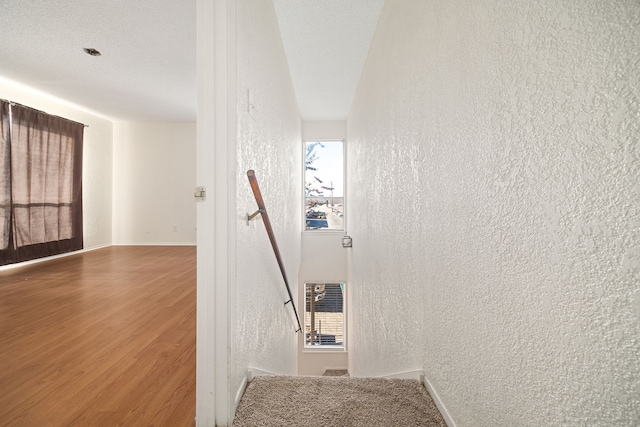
[303,281,347,351]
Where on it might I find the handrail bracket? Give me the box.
[247,209,264,222]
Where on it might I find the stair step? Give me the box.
[322,369,349,377]
[233,375,446,426]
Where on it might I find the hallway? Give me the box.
[199,1,640,425]
[0,1,635,426]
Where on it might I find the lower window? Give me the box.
[304,282,345,348]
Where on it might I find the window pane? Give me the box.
[305,282,345,348]
[305,141,343,231]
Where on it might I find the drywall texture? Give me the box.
[0,78,113,250]
[112,121,196,245]
[347,1,639,426]
[233,0,302,403]
[302,120,347,141]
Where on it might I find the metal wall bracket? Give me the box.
[246,209,265,225]
[194,186,206,202]
[285,299,302,333]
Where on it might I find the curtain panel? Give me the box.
[0,101,84,266]
[0,101,10,253]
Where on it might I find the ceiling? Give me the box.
[273,0,385,121]
[0,1,196,122]
[0,1,383,122]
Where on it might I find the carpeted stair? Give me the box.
[322,369,350,377]
[233,375,447,427]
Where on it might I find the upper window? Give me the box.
[304,140,344,231]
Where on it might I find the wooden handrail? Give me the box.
[247,169,302,333]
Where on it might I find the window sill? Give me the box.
[302,347,346,353]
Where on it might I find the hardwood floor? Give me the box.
[0,246,196,427]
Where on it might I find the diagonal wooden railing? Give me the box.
[246,169,302,333]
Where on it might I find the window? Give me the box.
[304,282,345,348]
[305,140,344,231]
[0,100,84,266]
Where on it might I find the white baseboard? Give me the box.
[247,368,279,382]
[234,375,248,411]
[111,242,196,246]
[422,376,457,427]
[236,368,279,412]
[0,243,198,272]
[381,369,425,381]
[378,369,456,427]
[0,243,111,272]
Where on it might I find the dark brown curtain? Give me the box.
[0,102,83,266]
[0,101,10,253]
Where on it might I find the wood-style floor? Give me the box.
[0,246,196,427]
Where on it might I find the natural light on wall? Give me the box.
[304,140,344,231]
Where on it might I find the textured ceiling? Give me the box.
[273,0,385,121]
[0,0,196,121]
[0,1,383,122]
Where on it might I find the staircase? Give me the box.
[233,375,447,427]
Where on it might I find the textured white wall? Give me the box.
[302,120,347,142]
[112,121,196,245]
[0,78,113,250]
[347,1,640,426]
[232,0,302,400]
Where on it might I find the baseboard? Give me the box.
[111,242,196,246]
[381,369,424,381]
[247,368,278,382]
[422,376,457,427]
[379,370,456,427]
[0,243,111,272]
[236,368,279,412]
[84,243,113,251]
[0,243,197,272]
[234,375,248,411]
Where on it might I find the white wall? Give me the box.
[298,120,349,375]
[347,1,639,426]
[232,0,301,407]
[302,121,346,142]
[112,121,196,245]
[0,77,113,250]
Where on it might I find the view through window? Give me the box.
[305,140,344,231]
[305,282,345,348]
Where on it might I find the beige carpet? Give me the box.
[233,375,447,427]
